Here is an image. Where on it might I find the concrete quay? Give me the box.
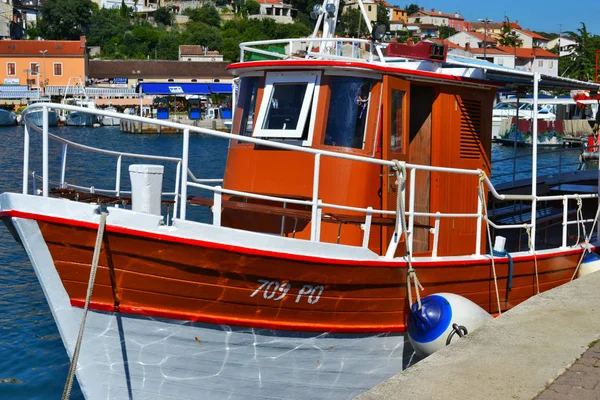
[357,271,600,400]
[120,117,230,133]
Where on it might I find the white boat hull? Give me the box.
[8,216,411,400]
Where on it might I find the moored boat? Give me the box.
[0,108,17,126]
[2,3,600,399]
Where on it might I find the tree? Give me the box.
[437,25,456,39]
[496,17,519,47]
[340,8,368,37]
[86,8,131,47]
[37,0,96,40]
[154,7,174,26]
[246,0,260,15]
[376,2,389,25]
[404,3,419,16]
[120,0,128,18]
[156,31,180,59]
[185,4,221,27]
[563,23,596,81]
[183,22,222,51]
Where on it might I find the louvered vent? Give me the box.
[460,99,482,159]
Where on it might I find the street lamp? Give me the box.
[478,18,491,60]
[23,68,30,91]
[39,49,47,96]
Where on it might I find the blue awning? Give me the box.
[207,83,232,94]
[139,83,211,95]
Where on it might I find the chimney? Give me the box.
[420,7,424,11]
[465,43,471,51]
[431,8,435,12]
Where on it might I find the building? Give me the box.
[390,7,406,23]
[547,37,576,57]
[470,47,515,67]
[88,60,231,90]
[0,37,87,90]
[497,46,559,76]
[470,21,521,35]
[250,0,293,24]
[446,31,498,50]
[91,0,139,10]
[178,45,224,62]
[407,8,465,32]
[513,29,549,49]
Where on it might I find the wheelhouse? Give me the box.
[223,61,495,257]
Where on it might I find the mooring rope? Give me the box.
[61,210,108,400]
[571,201,600,281]
[392,160,422,310]
[478,172,502,315]
[525,225,540,294]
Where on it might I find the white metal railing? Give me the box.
[21,103,600,259]
[239,37,388,64]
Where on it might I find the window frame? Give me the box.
[6,62,15,76]
[30,62,39,76]
[253,71,319,139]
[53,62,62,76]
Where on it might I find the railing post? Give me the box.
[310,154,321,241]
[115,155,122,196]
[60,144,68,188]
[408,168,416,256]
[561,197,568,249]
[432,212,441,257]
[362,206,373,248]
[213,186,222,227]
[476,174,483,256]
[22,123,29,194]
[180,128,190,220]
[172,160,181,220]
[315,199,323,242]
[42,105,48,197]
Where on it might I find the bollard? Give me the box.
[129,164,164,215]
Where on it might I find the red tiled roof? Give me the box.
[516,29,548,40]
[179,45,203,56]
[413,10,464,20]
[497,46,558,59]
[88,60,231,79]
[259,0,282,4]
[0,38,86,56]
[429,38,461,49]
[466,31,498,42]
[374,0,392,7]
[470,47,510,55]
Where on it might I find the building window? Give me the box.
[6,62,15,76]
[30,62,39,75]
[497,58,503,65]
[538,60,543,67]
[549,60,554,68]
[368,5,371,11]
[53,63,62,76]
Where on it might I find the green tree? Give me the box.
[404,3,419,16]
[86,8,131,47]
[246,0,260,15]
[496,17,519,47]
[154,7,174,26]
[437,25,456,39]
[376,2,389,25]
[563,23,596,81]
[182,22,222,51]
[156,31,180,59]
[37,0,96,40]
[120,0,128,18]
[185,4,221,26]
[340,8,368,37]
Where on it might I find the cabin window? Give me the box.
[390,89,404,152]
[324,76,374,149]
[236,76,260,136]
[254,71,318,139]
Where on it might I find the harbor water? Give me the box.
[0,125,583,399]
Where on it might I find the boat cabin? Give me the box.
[223,55,495,257]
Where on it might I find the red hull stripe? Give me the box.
[227,60,504,88]
[1,209,590,267]
[70,299,406,333]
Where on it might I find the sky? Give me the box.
[403,0,600,35]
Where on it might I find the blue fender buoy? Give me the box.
[578,251,600,278]
[407,293,493,357]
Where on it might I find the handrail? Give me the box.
[20,102,600,256]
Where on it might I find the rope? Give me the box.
[478,172,502,315]
[61,211,108,400]
[525,225,540,294]
[575,196,585,246]
[392,160,422,310]
[571,200,600,281]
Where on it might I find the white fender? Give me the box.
[578,251,600,278]
[407,293,493,357]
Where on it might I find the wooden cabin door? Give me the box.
[381,76,410,255]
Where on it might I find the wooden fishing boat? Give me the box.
[1,2,600,399]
